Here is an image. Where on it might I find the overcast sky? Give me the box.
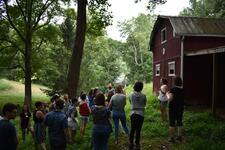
[106,0,190,41]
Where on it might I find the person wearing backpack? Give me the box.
[79,93,90,138]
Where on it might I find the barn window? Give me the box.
[161,28,167,44]
[168,61,175,76]
[155,64,160,76]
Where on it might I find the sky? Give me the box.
[106,0,190,41]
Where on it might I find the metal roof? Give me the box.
[150,15,225,49]
[169,16,225,36]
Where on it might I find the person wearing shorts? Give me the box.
[167,76,184,143]
[79,93,90,138]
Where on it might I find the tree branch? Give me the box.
[3,0,26,42]
[15,0,26,22]
[0,45,15,52]
[32,0,55,31]
[0,38,24,55]
[34,38,44,51]
[33,18,50,32]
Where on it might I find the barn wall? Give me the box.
[183,55,212,105]
[184,36,225,52]
[152,19,181,93]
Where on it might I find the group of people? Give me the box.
[0,76,184,150]
[0,80,147,150]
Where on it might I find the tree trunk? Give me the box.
[24,39,32,108]
[67,0,87,98]
[24,0,33,108]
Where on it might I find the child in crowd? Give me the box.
[67,98,79,143]
[33,101,46,150]
[79,93,90,138]
[19,104,33,141]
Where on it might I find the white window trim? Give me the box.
[168,61,175,76]
[161,27,167,44]
[155,64,160,76]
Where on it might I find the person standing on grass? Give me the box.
[91,93,112,150]
[166,76,184,143]
[0,103,18,150]
[79,93,90,138]
[67,98,79,144]
[63,93,71,115]
[129,81,147,150]
[20,104,34,141]
[158,77,169,121]
[33,101,46,150]
[44,99,71,150]
[108,84,129,144]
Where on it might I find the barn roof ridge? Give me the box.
[149,15,225,50]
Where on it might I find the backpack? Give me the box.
[79,102,90,116]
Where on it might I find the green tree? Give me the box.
[180,0,225,18]
[66,0,167,97]
[119,14,155,83]
[78,36,127,92]
[0,0,70,107]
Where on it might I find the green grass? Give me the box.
[0,78,49,112]
[1,81,225,149]
[0,78,13,90]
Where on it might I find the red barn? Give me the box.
[150,16,225,110]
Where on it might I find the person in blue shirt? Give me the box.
[88,89,94,108]
[44,99,71,150]
[0,103,18,150]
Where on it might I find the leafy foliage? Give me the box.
[118,14,155,83]
[180,0,225,18]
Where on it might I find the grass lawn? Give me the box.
[0,79,49,111]
[1,79,225,149]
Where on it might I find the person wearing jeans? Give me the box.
[108,84,129,144]
[91,93,112,150]
[129,81,147,150]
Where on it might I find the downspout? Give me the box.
[180,36,184,79]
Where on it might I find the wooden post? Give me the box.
[212,53,216,115]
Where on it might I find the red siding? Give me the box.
[184,36,225,52]
[151,17,225,108]
[152,19,181,93]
